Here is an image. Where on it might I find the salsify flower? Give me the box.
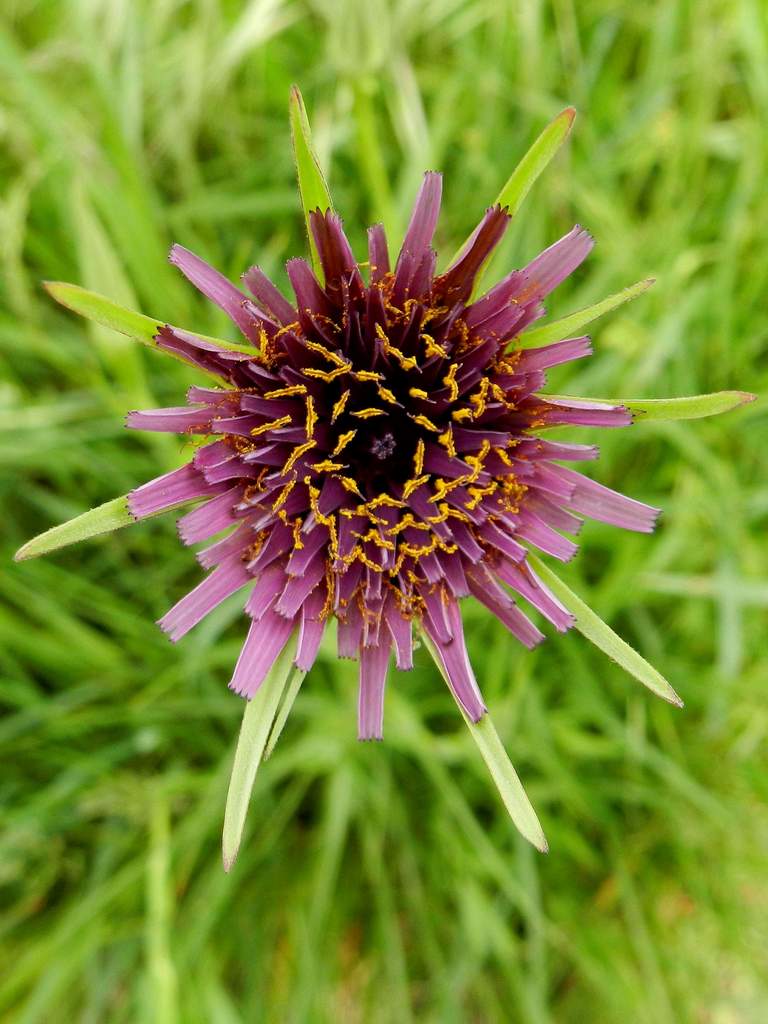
[16,89,753,865]
[131,194,648,722]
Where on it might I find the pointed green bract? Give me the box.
[222,640,297,872]
[494,107,576,218]
[530,556,683,707]
[455,107,575,296]
[421,631,548,852]
[264,667,306,760]
[520,277,654,349]
[14,496,135,562]
[289,85,334,282]
[44,281,256,363]
[544,391,756,421]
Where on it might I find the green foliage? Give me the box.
[1,1,767,1022]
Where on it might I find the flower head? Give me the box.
[126,172,658,738]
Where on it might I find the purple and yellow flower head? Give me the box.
[127,178,655,737]
[17,89,753,864]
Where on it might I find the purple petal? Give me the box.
[516,336,592,371]
[309,211,363,295]
[384,598,413,669]
[358,642,390,740]
[169,245,263,343]
[435,206,511,303]
[423,598,487,722]
[176,484,242,544]
[399,172,442,261]
[126,406,215,434]
[367,224,390,282]
[466,565,545,649]
[229,611,295,698]
[554,467,661,532]
[242,266,297,325]
[128,463,227,520]
[296,585,327,671]
[495,560,574,632]
[158,554,251,642]
[515,226,593,302]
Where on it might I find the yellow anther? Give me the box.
[403,474,430,499]
[291,517,304,551]
[275,321,301,338]
[413,438,425,476]
[305,395,317,438]
[338,476,364,497]
[366,494,405,509]
[331,390,350,422]
[376,322,418,370]
[421,333,448,359]
[303,340,348,367]
[452,408,473,422]
[442,363,459,401]
[302,366,349,382]
[311,460,346,473]
[332,430,357,456]
[264,384,307,399]
[493,445,514,467]
[272,479,296,512]
[376,386,398,405]
[250,415,292,437]
[409,387,429,400]
[437,425,456,457]
[282,439,316,475]
[352,408,386,419]
[355,370,382,383]
[411,413,439,432]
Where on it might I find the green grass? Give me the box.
[1,1,767,1020]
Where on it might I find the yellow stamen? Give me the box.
[305,395,317,438]
[413,438,425,476]
[332,390,350,422]
[264,384,307,399]
[332,430,357,456]
[250,415,291,437]
[352,407,386,419]
[282,439,316,475]
[403,474,430,499]
[442,363,459,401]
[411,413,439,432]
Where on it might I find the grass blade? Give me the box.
[14,496,135,561]
[520,278,654,349]
[222,640,296,872]
[263,666,306,760]
[289,85,334,281]
[421,631,548,852]
[544,391,756,421]
[44,282,256,360]
[530,556,683,707]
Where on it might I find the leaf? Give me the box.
[529,556,684,707]
[520,277,654,349]
[263,666,306,760]
[544,391,756,421]
[14,496,135,562]
[420,631,548,852]
[222,640,296,872]
[494,107,576,218]
[44,282,256,362]
[289,85,334,282]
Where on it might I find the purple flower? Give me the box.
[126,172,658,740]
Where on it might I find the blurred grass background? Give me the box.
[1,0,767,1021]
